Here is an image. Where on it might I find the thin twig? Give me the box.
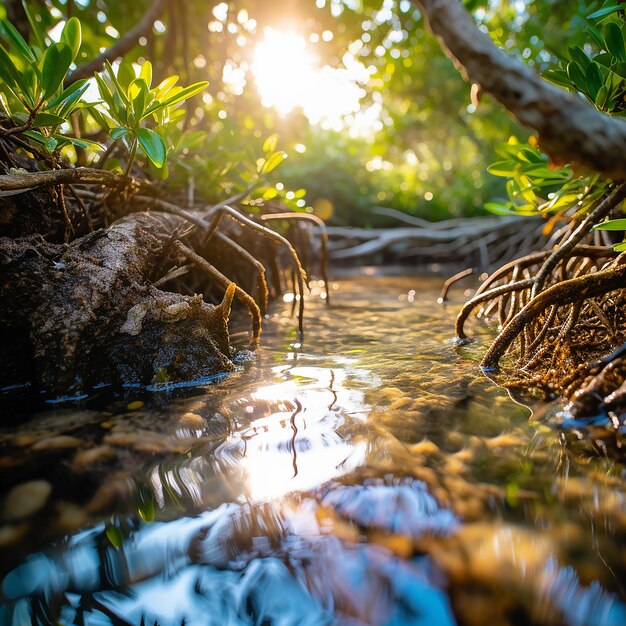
[66,0,166,84]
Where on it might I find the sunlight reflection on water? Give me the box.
[2,276,626,625]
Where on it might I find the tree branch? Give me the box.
[66,0,166,84]
[414,0,626,180]
[0,167,154,195]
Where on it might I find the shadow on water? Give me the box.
[2,275,626,625]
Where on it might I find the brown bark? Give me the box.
[414,0,626,180]
[0,212,236,396]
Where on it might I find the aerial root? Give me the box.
[261,212,331,305]
[174,241,262,346]
[438,267,474,303]
[455,278,534,339]
[213,232,269,315]
[203,205,308,337]
[480,261,626,370]
[137,196,310,339]
[455,246,616,341]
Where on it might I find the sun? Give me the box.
[251,28,364,129]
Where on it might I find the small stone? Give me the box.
[55,501,89,531]
[178,412,206,429]
[0,524,26,547]
[32,435,83,451]
[72,445,115,472]
[3,480,52,520]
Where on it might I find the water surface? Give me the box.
[1,274,626,625]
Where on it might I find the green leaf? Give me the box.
[58,85,90,118]
[104,59,130,107]
[593,218,626,230]
[259,151,287,175]
[45,136,58,152]
[604,22,626,62]
[139,60,152,89]
[585,62,604,98]
[588,5,622,20]
[117,59,136,93]
[596,84,609,108]
[613,240,626,251]
[0,18,36,63]
[484,201,534,216]
[31,112,66,127]
[586,24,606,49]
[21,1,46,52]
[45,78,88,110]
[129,79,148,120]
[105,525,124,549]
[153,75,179,99]
[569,46,591,71]
[486,160,517,176]
[63,136,103,150]
[263,133,278,153]
[612,61,626,79]
[0,44,21,92]
[566,61,587,91]
[110,126,130,140]
[136,127,167,167]
[593,52,614,67]
[89,106,116,130]
[542,69,572,88]
[41,42,73,101]
[150,81,208,111]
[60,17,81,62]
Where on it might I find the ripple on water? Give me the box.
[2,276,626,625]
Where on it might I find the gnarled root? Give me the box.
[0,211,238,395]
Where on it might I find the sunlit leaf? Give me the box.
[129,79,149,120]
[259,151,287,174]
[136,127,167,167]
[593,218,626,230]
[110,126,130,141]
[588,5,623,20]
[139,60,152,89]
[41,42,73,101]
[484,201,534,216]
[63,136,103,150]
[149,81,208,112]
[60,17,81,62]
[21,1,46,52]
[263,133,279,153]
[487,160,517,176]
[153,75,179,99]
[0,18,36,63]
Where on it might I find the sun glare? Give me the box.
[252,28,366,130]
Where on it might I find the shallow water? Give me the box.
[1,274,626,626]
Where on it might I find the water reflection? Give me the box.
[1,480,457,626]
[2,276,626,625]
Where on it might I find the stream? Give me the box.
[1,273,626,625]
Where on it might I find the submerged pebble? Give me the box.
[3,481,52,521]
